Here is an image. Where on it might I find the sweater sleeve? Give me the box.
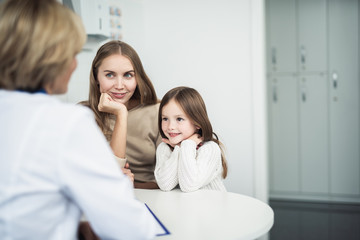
[178,140,223,192]
[154,142,179,191]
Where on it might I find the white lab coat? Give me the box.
[0,90,156,240]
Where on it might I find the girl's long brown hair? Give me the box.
[158,86,228,178]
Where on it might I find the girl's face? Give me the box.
[161,99,198,146]
[97,54,137,107]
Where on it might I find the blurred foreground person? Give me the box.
[0,0,156,239]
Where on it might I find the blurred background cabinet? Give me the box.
[267,0,359,203]
[63,0,110,40]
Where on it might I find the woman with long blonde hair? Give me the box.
[82,40,161,189]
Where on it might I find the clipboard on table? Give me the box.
[145,203,171,236]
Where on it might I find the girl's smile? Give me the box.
[168,132,181,138]
[161,99,198,146]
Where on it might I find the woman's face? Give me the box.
[97,54,137,107]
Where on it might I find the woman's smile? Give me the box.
[110,92,126,99]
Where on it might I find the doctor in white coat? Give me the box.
[0,0,156,239]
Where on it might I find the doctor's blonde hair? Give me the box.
[0,0,86,92]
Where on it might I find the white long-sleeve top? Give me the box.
[155,140,226,192]
[0,90,156,240]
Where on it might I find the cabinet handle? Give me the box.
[332,71,338,89]
[301,86,307,102]
[300,45,306,65]
[272,85,277,102]
[271,47,277,65]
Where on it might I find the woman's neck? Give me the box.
[127,99,140,111]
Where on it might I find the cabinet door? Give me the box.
[266,0,297,73]
[269,75,299,192]
[72,0,110,37]
[328,0,360,196]
[298,0,327,72]
[299,74,329,194]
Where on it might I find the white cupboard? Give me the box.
[63,0,110,40]
[267,0,360,203]
[328,0,360,197]
[269,74,299,192]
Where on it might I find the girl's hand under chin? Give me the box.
[98,92,127,116]
[162,133,203,149]
[187,133,203,145]
[162,138,178,148]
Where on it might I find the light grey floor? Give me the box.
[269,200,360,240]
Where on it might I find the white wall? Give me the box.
[139,0,266,200]
[62,0,268,202]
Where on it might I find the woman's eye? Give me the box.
[177,117,184,122]
[162,117,168,121]
[124,72,134,79]
[106,73,114,78]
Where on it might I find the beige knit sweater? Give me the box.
[109,103,162,183]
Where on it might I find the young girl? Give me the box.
[155,86,228,192]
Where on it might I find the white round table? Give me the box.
[134,189,274,240]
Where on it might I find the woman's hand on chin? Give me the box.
[98,92,127,117]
